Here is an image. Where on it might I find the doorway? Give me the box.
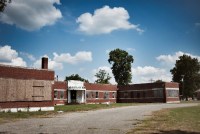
[71,90,77,103]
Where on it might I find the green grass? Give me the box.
[0,103,140,124]
[54,103,140,112]
[128,105,200,134]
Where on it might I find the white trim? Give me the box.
[0,107,54,113]
[54,89,66,91]
[54,98,67,100]
[166,88,179,90]
[86,90,117,92]
[68,87,86,91]
[166,101,180,103]
[86,98,116,100]
[118,97,164,99]
[118,88,163,92]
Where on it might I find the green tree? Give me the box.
[154,79,164,83]
[0,0,11,12]
[65,74,89,83]
[95,69,111,84]
[108,48,134,85]
[170,54,200,100]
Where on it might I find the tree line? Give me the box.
[65,48,200,100]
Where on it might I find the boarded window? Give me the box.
[166,90,179,97]
[54,91,58,99]
[60,91,64,99]
[86,91,90,99]
[153,89,163,98]
[104,92,109,99]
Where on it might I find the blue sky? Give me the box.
[0,0,200,83]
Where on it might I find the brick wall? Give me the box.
[0,101,53,108]
[0,64,54,80]
[84,83,117,91]
[53,81,67,105]
[85,83,117,103]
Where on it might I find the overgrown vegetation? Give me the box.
[128,105,200,134]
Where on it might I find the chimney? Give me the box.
[41,57,48,69]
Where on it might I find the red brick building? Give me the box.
[84,83,117,104]
[118,82,180,103]
[0,57,180,112]
[0,57,55,112]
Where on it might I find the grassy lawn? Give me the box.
[0,103,140,123]
[55,103,141,112]
[128,105,200,134]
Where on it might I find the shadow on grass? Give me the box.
[154,130,200,134]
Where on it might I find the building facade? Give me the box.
[0,57,180,112]
[0,57,55,112]
[118,82,180,103]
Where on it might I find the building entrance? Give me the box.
[67,80,86,104]
[70,90,77,103]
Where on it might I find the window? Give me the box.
[153,89,163,98]
[166,90,179,97]
[92,92,96,98]
[95,92,99,99]
[124,92,128,98]
[137,92,140,98]
[143,92,146,98]
[112,92,116,98]
[131,92,134,98]
[86,91,90,99]
[104,92,109,99]
[54,91,58,99]
[60,91,64,99]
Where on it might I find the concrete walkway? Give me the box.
[0,103,198,134]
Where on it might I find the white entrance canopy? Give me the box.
[68,80,86,90]
[68,80,86,103]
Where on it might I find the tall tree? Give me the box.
[95,69,111,84]
[170,54,200,100]
[0,0,11,12]
[65,74,89,83]
[108,48,134,85]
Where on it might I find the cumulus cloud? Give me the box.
[53,51,92,64]
[156,51,200,67]
[33,51,93,70]
[132,66,172,83]
[20,52,36,61]
[0,45,26,67]
[0,0,62,31]
[33,55,63,70]
[92,66,116,84]
[76,5,144,35]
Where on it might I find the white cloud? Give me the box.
[156,51,200,67]
[76,5,144,35]
[127,48,136,52]
[0,0,62,31]
[20,52,36,61]
[53,51,92,64]
[33,55,63,70]
[195,22,200,27]
[132,66,172,84]
[0,45,26,67]
[92,66,116,84]
[33,51,92,70]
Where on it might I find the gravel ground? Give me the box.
[0,103,198,134]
